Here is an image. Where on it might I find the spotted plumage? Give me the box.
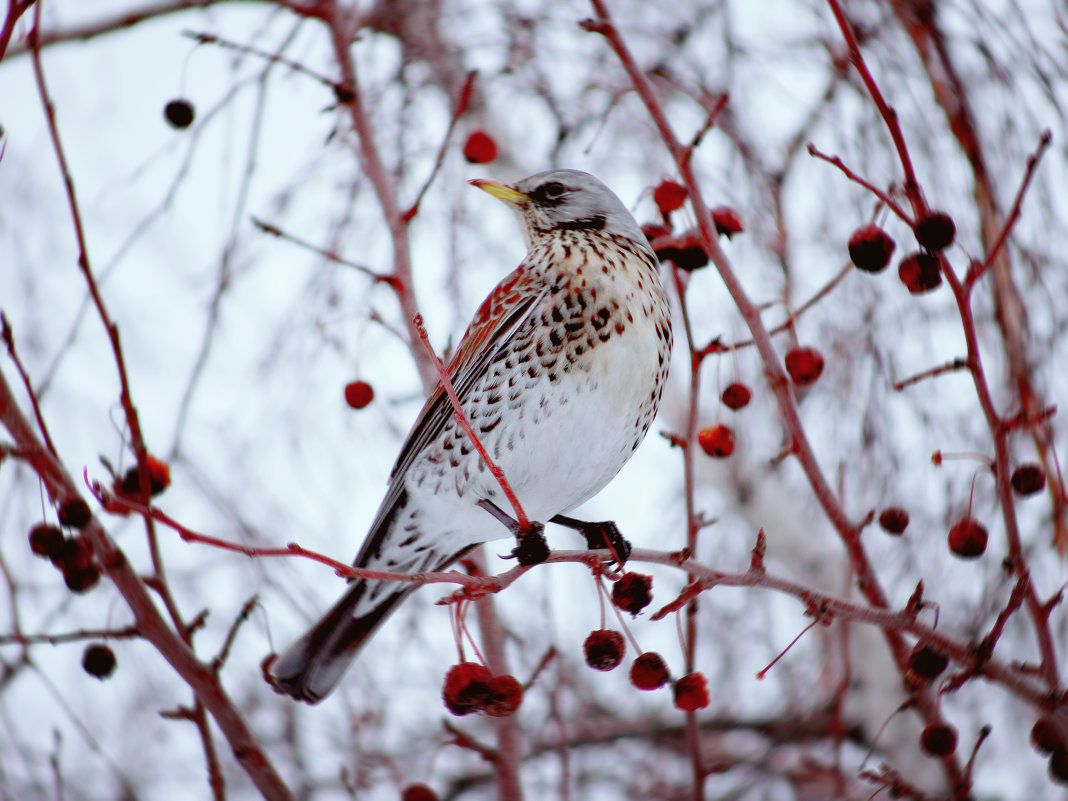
[270,169,672,703]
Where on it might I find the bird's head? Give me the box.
[470,169,649,253]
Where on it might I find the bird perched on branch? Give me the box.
[270,169,672,703]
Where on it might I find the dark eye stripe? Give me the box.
[530,181,567,205]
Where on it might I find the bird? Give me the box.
[269,169,673,703]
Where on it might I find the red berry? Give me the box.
[711,206,744,238]
[629,652,670,690]
[118,455,171,498]
[58,498,92,529]
[721,382,751,411]
[483,674,523,717]
[915,211,956,251]
[920,723,958,756]
[463,131,497,164]
[908,643,948,680]
[1050,749,1068,785]
[58,536,94,571]
[29,523,64,560]
[661,233,709,271]
[442,662,493,716]
[878,507,910,535]
[697,425,735,458]
[82,643,116,679]
[164,99,195,129]
[1032,716,1065,755]
[401,784,440,801]
[672,672,710,711]
[784,346,824,387]
[64,565,101,594]
[848,224,896,274]
[948,517,988,559]
[611,572,653,616]
[583,629,625,671]
[898,251,942,294]
[1011,463,1046,496]
[344,380,375,409]
[653,180,687,215]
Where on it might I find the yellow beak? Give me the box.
[468,179,527,205]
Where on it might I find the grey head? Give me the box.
[470,169,651,253]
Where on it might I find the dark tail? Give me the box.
[268,580,412,704]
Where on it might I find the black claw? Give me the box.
[511,523,549,566]
[550,515,631,563]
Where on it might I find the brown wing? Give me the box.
[349,264,546,569]
[389,263,546,481]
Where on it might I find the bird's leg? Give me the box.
[477,499,549,566]
[550,515,631,564]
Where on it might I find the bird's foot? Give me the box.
[477,499,550,566]
[550,515,631,563]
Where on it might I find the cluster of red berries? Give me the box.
[582,629,709,711]
[643,179,744,273]
[847,210,955,295]
[441,662,523,717]
[1031,714,1068,784]
[29,497,99,593]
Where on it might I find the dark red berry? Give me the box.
[898,251,942,294]
[672,672,710,711]
[401,784,440,801]
[919,723,958,756]
[82,643,116,679]
[463,131,497,164]
[629,652,670,690]
[697,425,735,458]
[442,662,493,716]
[711,206,744,238]
[653,180,687,215]
[948,517,988,559]
[908,643,948,680]
[58,498,92,529]
[1032,716,1065,755]
[483,674,523,717]
[118,456,171,498]
[669,234,709,271]
[612,572,653,616]
[64,565,101,594]
[1050,749,1068,784]
[344,380,375,409]
[1011,463,1046,496]
[58,536,94,571]
[784,346,824,387]
[721,382,752,411]
[29,523,64,560]
[878,507,910,536]
[583,629,625,671]
[915,211,956,251]
[848,224,896,273]
[164,99,195,129]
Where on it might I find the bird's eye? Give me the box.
[532,181,567,203]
